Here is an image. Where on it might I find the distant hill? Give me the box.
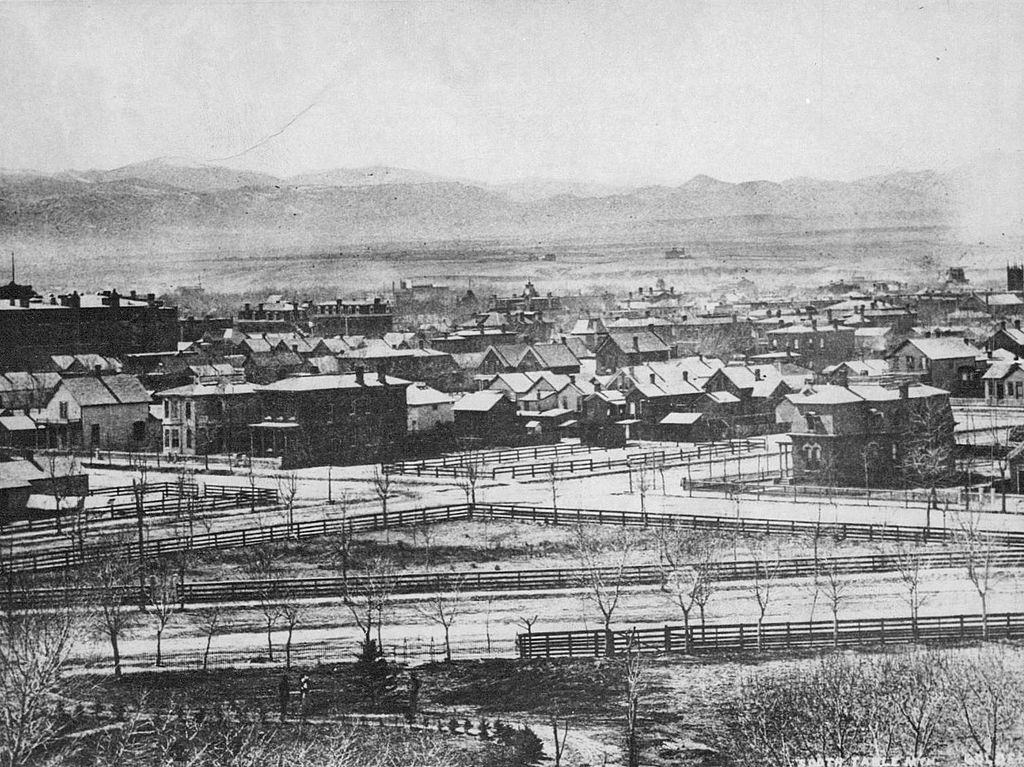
[1,155,1015,245]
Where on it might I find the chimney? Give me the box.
[682,371,689,381]
[108,290,120,309]
[1016,319,1022,331]
[354,366,365,385]
[899,381,910,399]
[826,308,833,322]
[836,367,849,388]
[650,372,657,384]
[569,374,575,384]
[632,335,640,351]
[378,365,386,384]
[593,379,602,392]
[832,319,839,330]
[93,364,102,377]
[754,368,762,381]
[1002,320,1007,331]
[811,318,817,330]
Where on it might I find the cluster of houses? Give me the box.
[5,267,1024,477]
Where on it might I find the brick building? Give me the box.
[780,382,954,488]
[254,370,409,466]
[0,288,178,369]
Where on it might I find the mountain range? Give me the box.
[0,155,1018,244]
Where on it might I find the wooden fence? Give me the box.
[0,503,474,573]
[8,546,1023,611]
[517,611,1024,658]
[386,440,599,474]
[472,503,1024,547]
[1,483,277,535]
[8,499,1024,574]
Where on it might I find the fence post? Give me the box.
[664,625,672,653]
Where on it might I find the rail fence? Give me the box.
[9,542,1024,612]
[472,503,1024,546]
[2,483,278,535]
[8,500,1024,574]
[386,440,600,474]
[517,611,1024,658]
[493,439,772,480]
[0,503,474,573]
[387,438,770,479]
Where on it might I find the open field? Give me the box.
[10,224,1021,299]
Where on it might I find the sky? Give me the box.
[1,0,1022,185]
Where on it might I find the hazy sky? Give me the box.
[1,0,1022,184]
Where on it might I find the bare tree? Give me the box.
[276,471,300,535]
[890,543,932,639]
[818,562,851,648]
[657,528,715,653]
[245,545,282,662]
[747,540,782,652]
[92,552,138,678]
[0,571,86,767]
[901,397,956,537]
[954,511,999,638]
[622,631,646,767]
[456,456,482,510]
[877,650,952,759]
[279,586,304,670]
[342,556,396,658]
[574,525,634,656]
[550,715,571,767]
[635,464,654,523]
[329,496,353,581]
[371,465,394,539]
[42,450,78,535]
[145,558,178,667]
[130,457,149,608]
[415,575,465,662]
[943,646,1024,767]
[196,604,223,672]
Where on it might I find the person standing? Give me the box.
[299,674,310,718]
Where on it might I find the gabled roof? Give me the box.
[982,361,1023,380]
[406,382,453,407]
[603,329,671,354]
[453,390,508,412]
[894,337,982,360]
[991,326,1024,345]
[530,343,579,369]
[61,375,149,407]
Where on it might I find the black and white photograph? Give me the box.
[2,1,1024,764]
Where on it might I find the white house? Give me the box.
[406,382,455,432]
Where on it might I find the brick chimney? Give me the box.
[650,372,657,384]
[354,366,365,385]
[632,335,640,351]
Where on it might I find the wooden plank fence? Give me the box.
[517,611,1024,658]
[8,500,1024,575]
[9,547,1023,611]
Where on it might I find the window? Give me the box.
[185,401,192,419]
[58,401,69,420]
[164,429,171,448]
[171,430,180,448]
[186,429,193,449]
[1017,382,1022,398]
[906,356,914,370]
